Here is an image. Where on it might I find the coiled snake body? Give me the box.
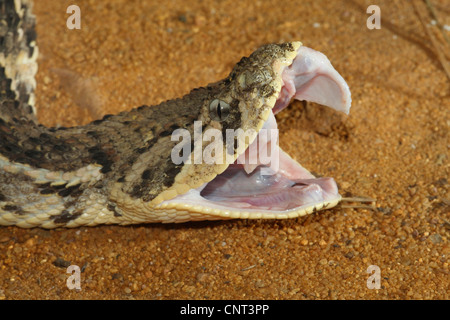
[0,0,351,228]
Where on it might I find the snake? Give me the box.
[0,0,352,228]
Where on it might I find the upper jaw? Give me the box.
[273,45,351,115]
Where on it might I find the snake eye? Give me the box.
[209,99,230,121]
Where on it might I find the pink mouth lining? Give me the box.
[274,46,351,115]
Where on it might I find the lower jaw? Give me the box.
[158,141,341,217]
[199,142,341,211]
[156,183,341,221]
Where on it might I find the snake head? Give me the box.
[155,41,352,222]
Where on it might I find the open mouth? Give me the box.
[159,45,351,220]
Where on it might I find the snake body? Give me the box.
[0,0,351,228]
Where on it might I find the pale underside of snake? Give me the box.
[0,0,354,228]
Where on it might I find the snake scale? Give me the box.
[0,0,352,228]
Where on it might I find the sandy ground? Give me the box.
[0,0,448,299]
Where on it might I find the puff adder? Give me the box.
[0,0,353,228]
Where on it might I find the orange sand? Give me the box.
[0,0,448,299]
